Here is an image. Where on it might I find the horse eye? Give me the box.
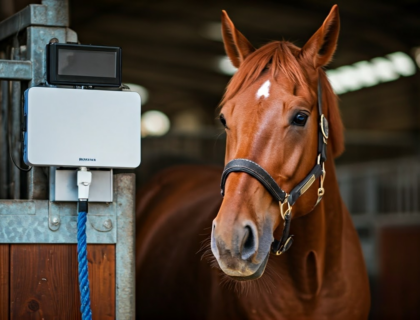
[292,112,308,126]
[219,114,228,128]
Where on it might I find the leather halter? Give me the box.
[220,80,328,256]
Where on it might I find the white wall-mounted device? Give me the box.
[24,87,141,168]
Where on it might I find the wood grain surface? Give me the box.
[0,245,9,320]
[9,244,115,320]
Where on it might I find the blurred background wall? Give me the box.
[1,0,420,319]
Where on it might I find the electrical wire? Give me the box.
[8,133,32,172]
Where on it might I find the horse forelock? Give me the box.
[220,41,308,107]
[219,40,344,158]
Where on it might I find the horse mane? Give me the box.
[220,40,344,158]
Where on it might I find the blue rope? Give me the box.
[77,210,92,320]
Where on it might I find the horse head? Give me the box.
[211,5,344,280]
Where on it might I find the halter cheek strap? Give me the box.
[220,80,328,256]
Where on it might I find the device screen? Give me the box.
[58,49,117,78]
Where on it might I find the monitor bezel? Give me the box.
[47,43,122,87]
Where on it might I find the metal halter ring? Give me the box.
[320,114,329,140]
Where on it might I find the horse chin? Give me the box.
[228,253,270,282]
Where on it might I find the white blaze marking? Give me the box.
[256,80,271,99]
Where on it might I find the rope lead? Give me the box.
[77,167,92,320]
[77,209,92,320]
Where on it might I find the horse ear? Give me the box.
[221,10,255,68]
[301,5,340,68]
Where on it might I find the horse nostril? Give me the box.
[244,226,254,249]
[241,225,256,260]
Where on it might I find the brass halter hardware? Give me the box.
[279,195,292,220]
[276,237,293,256]
[315,154,326,206]
[273,198,293,256]
[320,114,329,141]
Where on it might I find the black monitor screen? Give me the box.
[58,49,117,78]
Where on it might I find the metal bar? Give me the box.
[27,168,48,199]
[0,0,69,42]
[0,5,45,42]
[0,199,117,243]
[10,39,21,199]
[0,80,9,199]
[27,26,66,86]
[115,174,136,320]
[0,199,35,214]
[0,60,32,80]
[10,79,20,199]
[41,0,69,27]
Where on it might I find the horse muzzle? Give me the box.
[211,219,273,280]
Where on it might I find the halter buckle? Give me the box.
[316,163,326,205]
[279,196,292,220]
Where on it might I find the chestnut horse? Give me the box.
[136,5,370,319]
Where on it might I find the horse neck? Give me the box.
[275,152,346,297]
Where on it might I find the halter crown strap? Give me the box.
[318,80,328,163]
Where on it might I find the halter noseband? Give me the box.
[220,80,328,256]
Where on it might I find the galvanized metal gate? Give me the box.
[0,1,135,319]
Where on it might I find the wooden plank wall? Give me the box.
[0,245,9,320]
[0,244,115,320]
